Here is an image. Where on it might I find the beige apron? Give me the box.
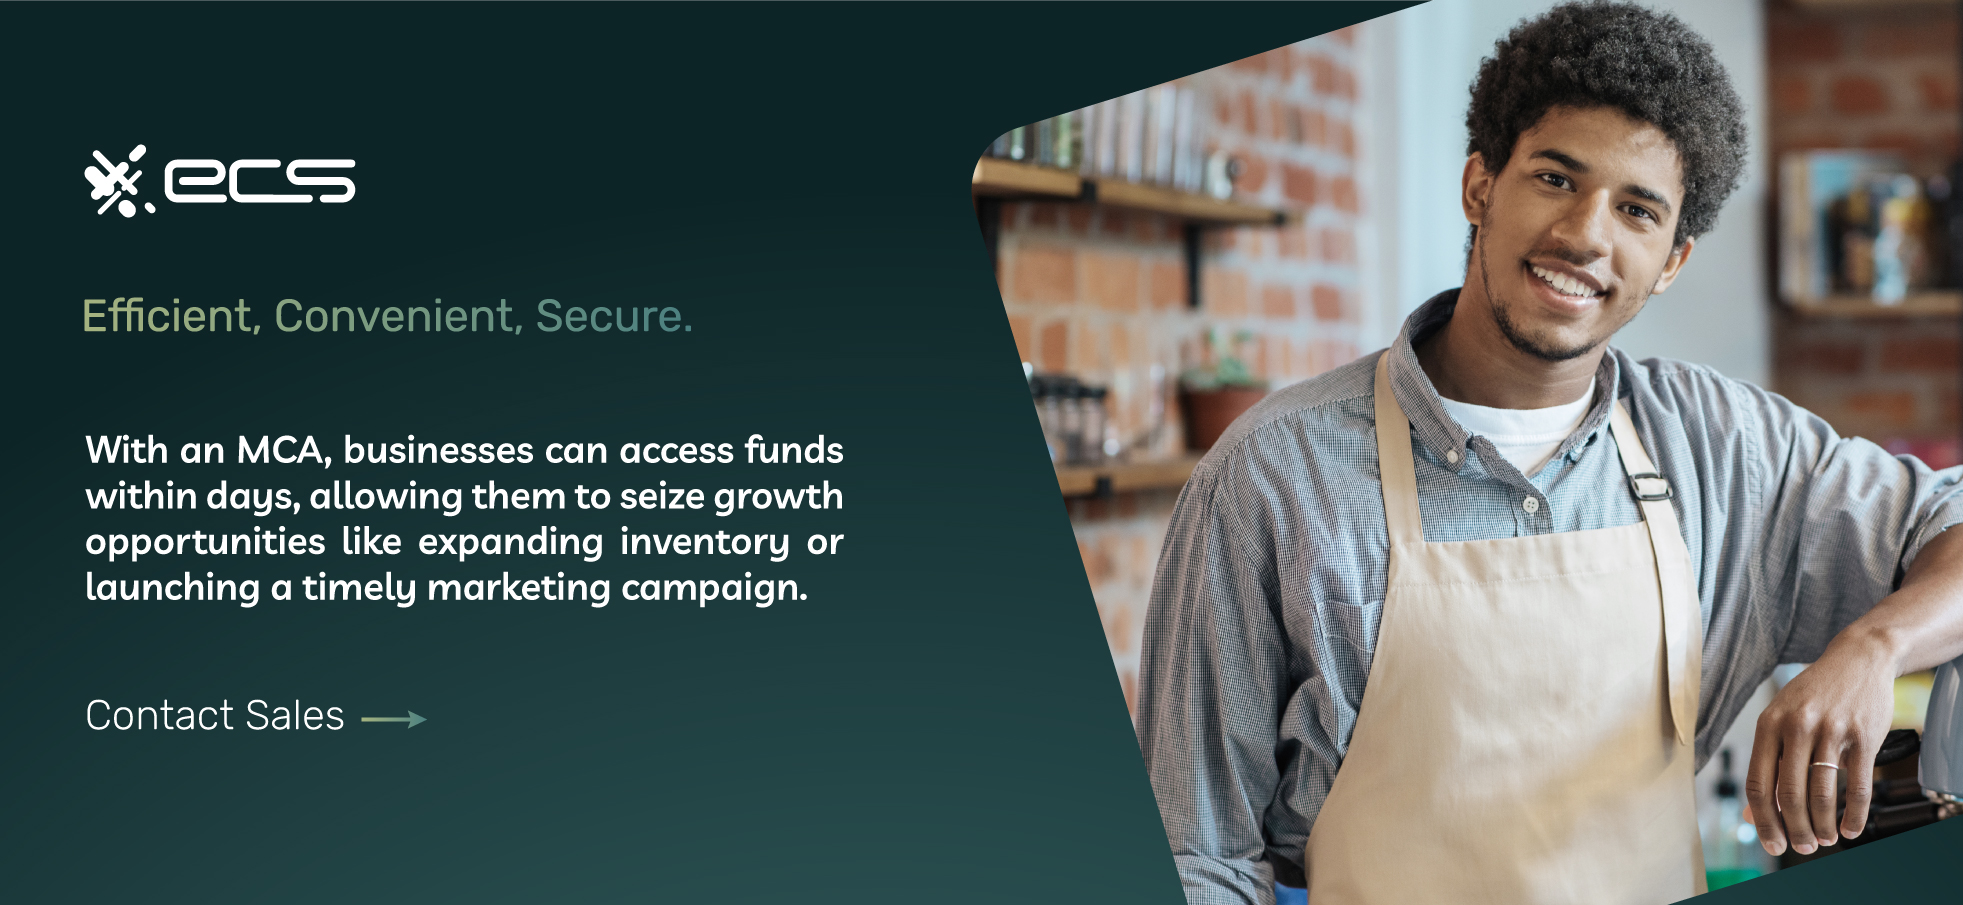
[1303,354,1704,903]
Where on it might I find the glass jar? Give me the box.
[1083,386,1110,464]
[1057,380,1084,465]
[1030,376,1061,463]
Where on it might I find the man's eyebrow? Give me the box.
[1528,148,1675,216]
[1529,148,1588,172]
[1624,183,1674,216]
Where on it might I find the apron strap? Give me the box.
[1373,352,1423,547]
[1607,401,1697,747]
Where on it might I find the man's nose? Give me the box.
[1548,192,1614,262]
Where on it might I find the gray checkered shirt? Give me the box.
[1137,290,1963,904]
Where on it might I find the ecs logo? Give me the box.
[85,144,356,218]
[85,144,155,218]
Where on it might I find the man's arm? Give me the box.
[1729,377,1963,856]
[1137,460,1294,905]
[1746,527,1963,856]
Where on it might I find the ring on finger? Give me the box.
[1811,761,1841,771]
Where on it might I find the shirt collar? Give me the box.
[1388,288,1623,474]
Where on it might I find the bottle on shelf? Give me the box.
[1057,380,1085,465]
[1030,376,1062,464]
[1056,110,1081,172]
[1082,385,1109,465]
[1029,373,1122,466]
[988,83,1212,195]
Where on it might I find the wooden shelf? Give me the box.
[971,157,1288,225]
[972,158,1083,199]
[973,155,1290,308]
[1786,291,1963,319]
[1057,455,1202,498]
[1088,179,1287,226]
[1789,0,1950,8]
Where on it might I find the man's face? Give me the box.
[1462,104,1694,362]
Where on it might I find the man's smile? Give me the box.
[1527,262,1603,298]
[1522,260,1609,317]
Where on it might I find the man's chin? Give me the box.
[1492,307,1601,363]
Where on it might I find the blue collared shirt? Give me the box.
[1137,290,1963,903]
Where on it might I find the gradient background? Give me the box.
[0,3,1952,903]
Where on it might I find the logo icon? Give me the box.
[86,146,355,216]
[85,144,157,218]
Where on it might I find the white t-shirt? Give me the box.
[1438,379,1595,477]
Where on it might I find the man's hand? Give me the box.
[1744,632,1896,855]
[1747,526,1963,857]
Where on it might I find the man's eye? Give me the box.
[1539,173,1571,190]
[1624,205,1655,221]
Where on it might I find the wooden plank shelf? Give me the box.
[970,158,1288,225]
[1056,455,1203,498]
[1786,291,1963,319]
[1790,0,1949,8]
[1087,179,1286,226]
[973,155,1289,308]
[972,158,1083,199]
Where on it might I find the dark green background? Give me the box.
[2,3,1951,902]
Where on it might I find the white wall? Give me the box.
[1361,0,1769,384]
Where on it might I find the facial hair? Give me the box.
[1474,217,1650,364]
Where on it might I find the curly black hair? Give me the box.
[1466,1,1747,245]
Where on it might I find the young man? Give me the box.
[1137,3,1963,903]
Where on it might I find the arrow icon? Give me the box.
[361,711,426,728]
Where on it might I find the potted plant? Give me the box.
[1179,329,1269,452]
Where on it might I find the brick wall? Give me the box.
[1777,317,1960,454]
[1769,2,1962,455]
[1770,6,1958,173]
[995,29,1372,714]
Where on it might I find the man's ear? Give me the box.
[1462,153,1494,227]
[1651,236,1696,294]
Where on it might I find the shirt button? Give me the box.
[1446,449,1460,464]
[1523,497,1539,514]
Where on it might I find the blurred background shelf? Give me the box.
[974,159,1289,307]
[1786,291,1963,318]
[971,159,1288,225]
[1788,0,1951,7]
[1087,179,1286,225]
[972,158,1083,199]
[1056,455,1203,498]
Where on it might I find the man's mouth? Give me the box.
[1528,263,1603,299]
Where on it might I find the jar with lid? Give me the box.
[1030,376,1063,463]
[1082,386,1110,465]
[1056,380,1085,464]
